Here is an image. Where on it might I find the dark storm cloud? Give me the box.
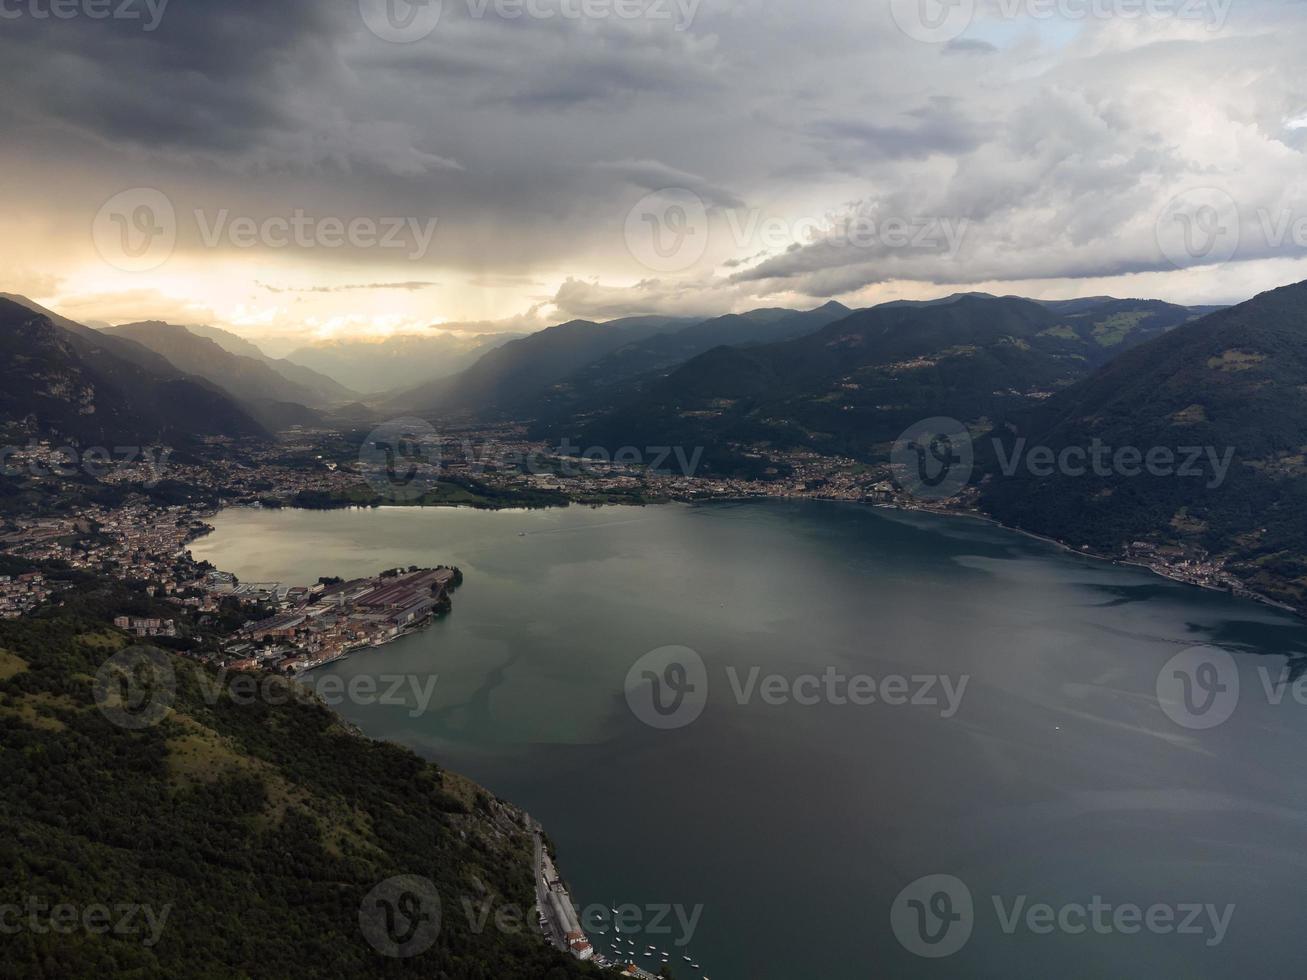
[807,99,984,161]
[595,159,745,208]
[0,0,347,152]
[4,0,1307,319]
[944,38,997,54]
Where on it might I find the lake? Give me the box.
[190,500,1307,979]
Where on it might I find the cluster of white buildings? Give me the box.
[0,572,50,619]
[111,616,178,638]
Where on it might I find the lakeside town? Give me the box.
[0,447,705,979]
[4,484,720,977]
[0,424,1296,631]
[0,495,464,670]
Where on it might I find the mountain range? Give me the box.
[180,323,357,405]
[522,302,856,429]
[0,297,264,444]
[100,321,347,432]
[566,294,1213,473]
[981,280,1307,606]
[381,303,863,424]
[381,314,696,417]
[0,289,1226,449]
[285,332,522,395]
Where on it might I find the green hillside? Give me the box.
[981,280,1307,606]
[525,303,853,430]
[575,294,1204,475]
[0,578,601,979]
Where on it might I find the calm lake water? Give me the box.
[191,501,1307,979]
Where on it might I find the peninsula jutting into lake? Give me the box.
[232,565,462,671]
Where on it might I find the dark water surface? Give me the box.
[192,501,1307,979]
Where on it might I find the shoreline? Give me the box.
[909,506,1301,617]
[205,492,1303,621]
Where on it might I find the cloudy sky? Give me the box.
[3,0,1307,349]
